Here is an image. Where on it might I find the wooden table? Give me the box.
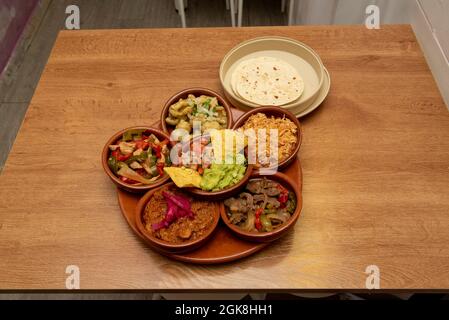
[1,25,448,290]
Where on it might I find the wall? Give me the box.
[411,0,449,108]
[417,0,449,57]
[293,0,411,24]
[0,0,38,75]
[292,0,449,108]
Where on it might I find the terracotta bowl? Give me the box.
[101,126,171,193]
[161,87,234,137]
[169,134,254,200]
[135,182,220,253]
[219,171,302,243]
[231,106,302,171]
[184,165,254,200]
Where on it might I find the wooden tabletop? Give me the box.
[1,25,448,290]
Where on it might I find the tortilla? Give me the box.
[231,56,304,106]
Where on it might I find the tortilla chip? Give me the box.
[163,167,202,188]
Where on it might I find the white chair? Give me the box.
[174,0,187,28]
[174,0,296,29]
[226,0,243,27]
[175,0,242,28]
[282,0,296,25]
[227,0,297,28]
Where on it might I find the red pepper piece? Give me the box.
[117,153,131,162]
[255,208,263,231]
[151,143,162,158]
[277,183,289,208]
[135,140,149,150]
[156,162,165,176]
[112,149,131,162]
[278,192,288,203]
[278,191,288,208]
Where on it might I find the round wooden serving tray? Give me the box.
[117,108,303,264]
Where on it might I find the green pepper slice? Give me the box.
[122,129,144,142]
[260,214,273,232]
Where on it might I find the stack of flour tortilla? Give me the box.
[231,56,304,106]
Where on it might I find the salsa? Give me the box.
[166,133,247,191]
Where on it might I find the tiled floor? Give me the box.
[0,0,287,171]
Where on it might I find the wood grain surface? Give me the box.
[1,25,449,290]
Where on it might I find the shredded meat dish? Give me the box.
[238,113,298,167]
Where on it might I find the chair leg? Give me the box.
[281,0,286,12]
[152,293,162,300]
[230,0,236,27]
[237,0,243,27]
[226,0,230,10]
[176,0,187,28]
[288,0,295,26]
[249,293,266,300]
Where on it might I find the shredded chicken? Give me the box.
[238,113,297,166]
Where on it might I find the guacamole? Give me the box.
[200,163,246,191]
